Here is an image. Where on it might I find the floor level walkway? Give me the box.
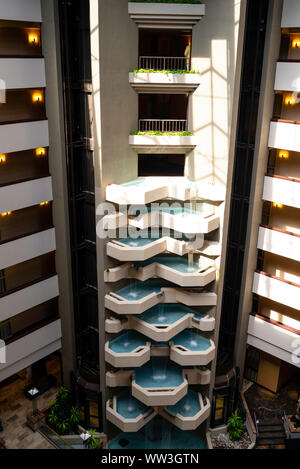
[0,354,61,449]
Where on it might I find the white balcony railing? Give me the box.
[253,271,300,310]
[0,120,49,154]
[0,275,59,323]
[274,62,300,92]
[268,120,300,152]
[0,228,56,270]
[139,56,189,71]
[258,225,300,262]
[0,59,46,90]
[139,119,188,133]
[0,0,42,22]
[262,174,300,209]
[247,314,300,366]
[0,176,53,213]
[0,319,61,383]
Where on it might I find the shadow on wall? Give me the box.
[186,0,241,188]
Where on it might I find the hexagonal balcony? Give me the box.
[106,390,157,432]
[132,357,188,406]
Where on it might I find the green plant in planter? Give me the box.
[227,410,245,441]
[133,69,197,75]
[46,386,80,436]
[86,429,103,450]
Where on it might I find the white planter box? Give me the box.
[129,134,198,154]
[129,72,201,93]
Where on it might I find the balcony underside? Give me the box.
[129,72,201,94]
[128,2,206,30]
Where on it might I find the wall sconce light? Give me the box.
[40,201,49,206]
[1,212,12,217]
[292,39,300,48]
[32,92,43,103]
[28,33,39,45]
[273,202,283,208]
[0,154,6,163]
[285,96,295,106]
[35,148,46,157]
[278,150,289,159]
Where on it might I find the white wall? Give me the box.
[0,59,46,90]
[0,120,49,154]
[281,0,300,28]
[0,275,59,323]
[0,0,41,22]
[274,62,300,92]
[0,176,53,213]
[0,228,56,270]
[0,320,61,383]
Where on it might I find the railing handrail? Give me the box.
[139,118,187,122]
[253,412,259,437]
[138,118,188,132]
[139,55,187,59]
[39,422,74,449]
[139,55,190,71]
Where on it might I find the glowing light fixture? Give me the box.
[28,33,39,45]
[1,212,12,217]
[35,147,46,157]
[292,39,300,48]
[273,202,283,208]
[0,154,6,163]
[40,201,49,206]
[285,95,295,106]
[32,92,43,103]
[278,150,289,159]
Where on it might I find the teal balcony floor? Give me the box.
[108,418,206,450]
[134,357,183,389]
[137,304,197,325]
[171,330,211,351]
[166,390,201,417]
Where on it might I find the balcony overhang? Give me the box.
[129,72,201,94]
[160,392,211,431]
[128,2,205,29]
[258,225,300,262]
[263,174,300,209]
[129,134,198,154]
[106,393,157,433]
[253,271,300,311]
[247,314,300,367]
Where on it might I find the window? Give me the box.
[138,154,185,177]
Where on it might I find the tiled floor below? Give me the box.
[0,354,61,449]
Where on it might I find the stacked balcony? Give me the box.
[0,6,61,382]
[104,177,218,433]
[248,7,300,363]
[103,2,215,443]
